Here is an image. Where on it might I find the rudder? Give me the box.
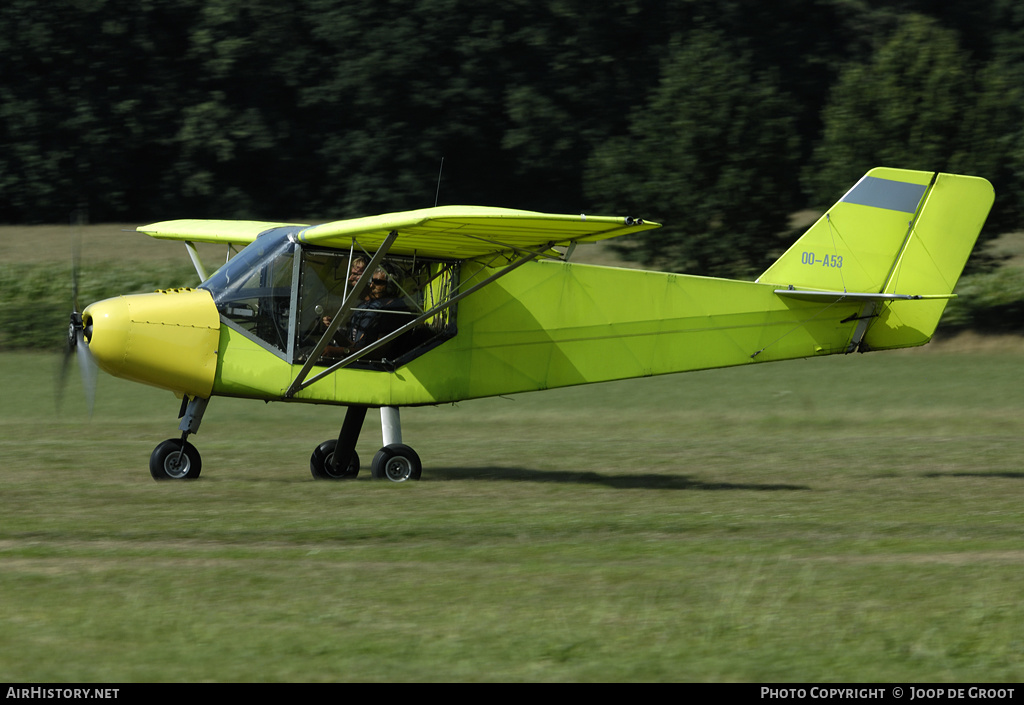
[865,171,994,349]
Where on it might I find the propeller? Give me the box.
[56,210,99,415]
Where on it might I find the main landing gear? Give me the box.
[148,397,422,482]
[309,406,422,482]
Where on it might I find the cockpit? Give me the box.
[200,226,458,369]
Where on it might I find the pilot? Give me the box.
[347,266,408,350]
[320,264,408,358]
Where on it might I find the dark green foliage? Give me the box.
[805,11,1024,239]
[806,16,972,201]
[2,0,1024,278]
[583,30,801,277]
[942,269,1024,334]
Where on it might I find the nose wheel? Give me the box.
[149,396,208,481]
[150,438,202,480]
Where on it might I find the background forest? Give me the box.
[2,0,1024,283]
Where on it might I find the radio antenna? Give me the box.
[434,157,444,207]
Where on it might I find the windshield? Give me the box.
[201,226,299,355]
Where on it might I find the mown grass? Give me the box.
[2,348,1023,682]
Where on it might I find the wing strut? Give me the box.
[285,247,546,397]
[184,241,210,282]
[285,230,398,397]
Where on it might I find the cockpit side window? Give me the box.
[294,250,352,358]
[202,229,460,368]
[295,248,459,368]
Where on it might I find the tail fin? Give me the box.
[757,167,994,350]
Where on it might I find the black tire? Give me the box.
[150,439,202,480]
[310,440,360,480]
[371,443,422,482]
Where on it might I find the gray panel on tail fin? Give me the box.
[841,176,928,213]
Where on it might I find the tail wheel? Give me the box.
[371,443,422,482]
[150,439,202,481]
[310,439,360,480]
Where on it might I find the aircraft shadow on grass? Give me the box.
[426,467,810,491]
[923,471,1024,480]
[215,467,809,489]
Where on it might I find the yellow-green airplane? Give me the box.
[68,167,993,482]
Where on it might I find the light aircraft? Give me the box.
[65,167,993,481]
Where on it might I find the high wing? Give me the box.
[138,206,659,259]
[294,206,658,258]
[137,219,303,246]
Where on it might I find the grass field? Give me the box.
[3,223,1024,681]
[2,344,1023,682]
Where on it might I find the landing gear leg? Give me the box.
[310,406,366,480]
[149,396,209,481]
[371,406,421,482]
[381,405,402,446]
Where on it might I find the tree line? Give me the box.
[3,0,1023,277]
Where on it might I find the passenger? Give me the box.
[346,256,368,290]
[320,256,369,331]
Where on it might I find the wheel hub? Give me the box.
[385,456,413,482]
[163,452,191,479]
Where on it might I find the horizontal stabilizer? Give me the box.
[774,289,955,302]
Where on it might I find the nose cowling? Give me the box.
[83,288,221,398]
